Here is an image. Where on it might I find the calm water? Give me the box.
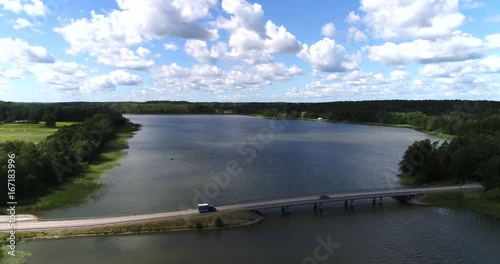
[19,115,500,263]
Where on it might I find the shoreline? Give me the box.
[419,190,500,219]
[4,121,141,215]
[2,211,264,243]
[399,179,500,219]
[244,114,455,139]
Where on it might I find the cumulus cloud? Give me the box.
[108,69,142,85]
[419,56,500,78]
[164,42,179,51]
[184,40,226,64]
[347,27,368,42]
[136,47,151,58]
[55,0,218,69]
[30,61,87,91]
[298,37,361,72]
[485,34,500,49]
[284,69,410,100]
[152,62,302,93]
[367,31,485,65]
[81,69,142,93]
[358,0,465,40]
[345,11,361,24]
[12,18,33,29]
[0,0,47,16]
[215,0,301,63]
[321,23,335,37]
[0,37,54,66]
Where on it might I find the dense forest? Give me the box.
[3,100,499,136]
[0,107,126,205]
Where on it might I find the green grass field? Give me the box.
[0,122,79,143]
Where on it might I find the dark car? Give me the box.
[319,195,330,200]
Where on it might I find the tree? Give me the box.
[475,156,500,190]
[42,111,57,127]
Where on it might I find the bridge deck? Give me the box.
[0,184,483,232]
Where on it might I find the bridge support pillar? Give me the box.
[372,198,376,206]
[344,200,348,209]
[379,197,383,205]
[282,206,289,215]
[349,199,354,208]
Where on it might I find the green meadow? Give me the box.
[0,122,79,143]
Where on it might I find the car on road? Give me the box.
[198,203,217,213]
[319,195,330,200]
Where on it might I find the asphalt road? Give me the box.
[0,183,483,232]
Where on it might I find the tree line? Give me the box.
[0,109,126,205]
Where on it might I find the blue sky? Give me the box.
[0,0,499,102]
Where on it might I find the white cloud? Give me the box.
[345,11,361,24]
[218,0,265,35]
[0,0,46,16]
[164,42,179,51]
[55,0,218,69]
[184,40,226,64]
[419,56,500,77]
[96,47,154,70]
[115,0,218,40]
[30,61,87,91]
[347,27,368,42]
[152,62,302,93]
[321,23,335,37]
[136,47,151,58]
[284,69,416,101]
[216,0,301,64]
[358,0,465,40]
[298,37,361,72]
[108,69,142,85]
[0,37,54,65]
[81,69,142,93]
[12,18,32,29]
[485,34,500,49]
[264,21,302,54]
[367,31,485,65]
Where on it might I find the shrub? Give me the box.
[484,188,500,201]
[215,217,224,227]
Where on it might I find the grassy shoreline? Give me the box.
[399,178,500,219]
[0,211,264,243]
[9,122,140,214]
[421,191,500,219]
[246,115,455,139]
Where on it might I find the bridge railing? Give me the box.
[232,186,407,205]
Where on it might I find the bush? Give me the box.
[484,188,500,202]
[195,222,204,229]
[215,217,224,227]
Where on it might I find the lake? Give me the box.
[20,115,500,263]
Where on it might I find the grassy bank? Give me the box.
[0,247,31,264]
[340,121,455,139]
[0,122,79,143]
[399,178,500,219]
[248,115,455,139]
[421,191,500,219]
[13,122,140,214]
[0,211,263,243]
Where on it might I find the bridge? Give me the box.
[0,183,483,232]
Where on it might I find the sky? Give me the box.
[0,0,499,102]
